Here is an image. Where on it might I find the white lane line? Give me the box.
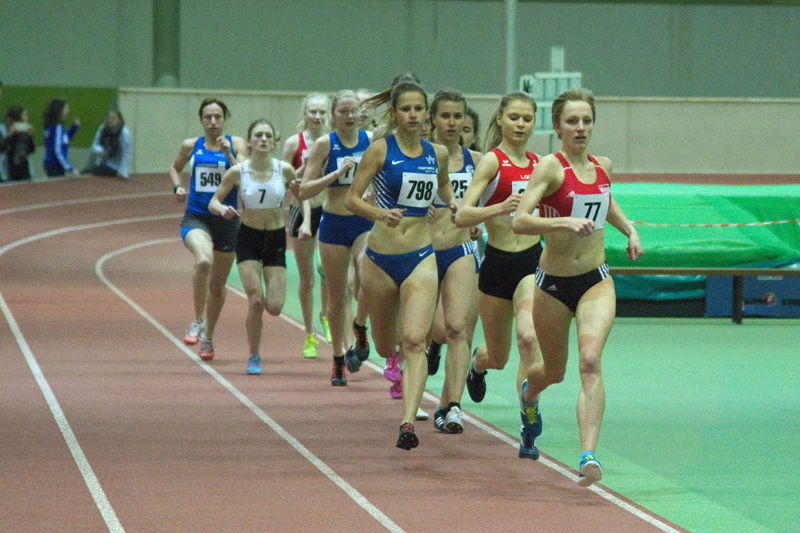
[0,191,170,216]
[3,211,678,533]
[96,240,405,533]
[0,293,125,533]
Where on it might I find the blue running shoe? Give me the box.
[519,379,541,460]
[345,347,361,373]
[578,451,603,486]
[246,355,262,375]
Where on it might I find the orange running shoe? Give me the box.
[199,336,214,361]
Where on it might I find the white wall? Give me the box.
[119,87,800,176]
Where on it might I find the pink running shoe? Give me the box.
[383,352,402,382]
[389,379,403,399]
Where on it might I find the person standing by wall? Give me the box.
[42,99,80,177]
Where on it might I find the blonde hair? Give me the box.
[552,88,596,135]
[295,92,330,132]
[328,89,359,130]
[483,92,537,152]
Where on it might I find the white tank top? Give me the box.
[240,159,285,210]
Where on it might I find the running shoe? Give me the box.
[246,355,262,375]
[389,379,403,399]
[303,334,318,359]
[184,320,204,345]
[330,360,347,386]
[320,315,332,344]
[352,321,370,361]
[383,351,402,382]
[396,423,419,450]
[415,408,429,421]
[345,347,361,373]
[465,349,487,403]
[199,335,215,361]
[433,407,449,433]
[518,379,542,460]
[578,451,603,486]
[444,406,464,434]
[426,340,442,376]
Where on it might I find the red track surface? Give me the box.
[1,176,682,532]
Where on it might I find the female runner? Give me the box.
[512,88,642,485]
[281,93,330,359]
[296,90,372,385]
[454,92,544,459]
[346,80,455,449]
[169,98,247,360]
[209,119,296,374]
[426,89,482,434]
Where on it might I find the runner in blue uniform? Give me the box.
[168,98,247,361]
[295,90,373,386]
[346,80,455,450]
[426,89,483,434]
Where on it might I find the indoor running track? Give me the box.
[0,175,685,532]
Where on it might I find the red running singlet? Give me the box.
[479,148,539,207]
[539,152,612,229]
[291,131,310,170]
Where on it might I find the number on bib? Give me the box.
[570,193,609,229]
[398,172,436,208]
[336,155,362,185]
[195,165,223,193]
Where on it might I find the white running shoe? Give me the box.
[444,406,464,434]
[184,320,204,345]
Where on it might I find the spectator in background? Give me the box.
[82,109,132,178]
[43,99,80,177]
[0,80,7,181]
[0,105,35,181]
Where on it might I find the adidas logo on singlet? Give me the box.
[546,284,558,291]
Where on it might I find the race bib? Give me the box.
[336,155,363,185]
[195,163,225,193]
[399,172,437,208]
[571,192,609,229]
[433,172,471,206]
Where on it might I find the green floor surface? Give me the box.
[229,254,799,533]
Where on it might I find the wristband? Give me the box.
[173,185,180,193]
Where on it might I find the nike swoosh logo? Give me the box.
[418,250,428,257]
[391,160,404,165]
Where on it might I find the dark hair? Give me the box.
[429,88,467,144]
[43,99,67,128]
[465,107,481,151]
[361,80,428,139]
[198,98,230,120]
[483,92,537,152]
[390,72,420,86]
[552,88,596,133]
[5,104,25,124]
[99,109,125,158]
